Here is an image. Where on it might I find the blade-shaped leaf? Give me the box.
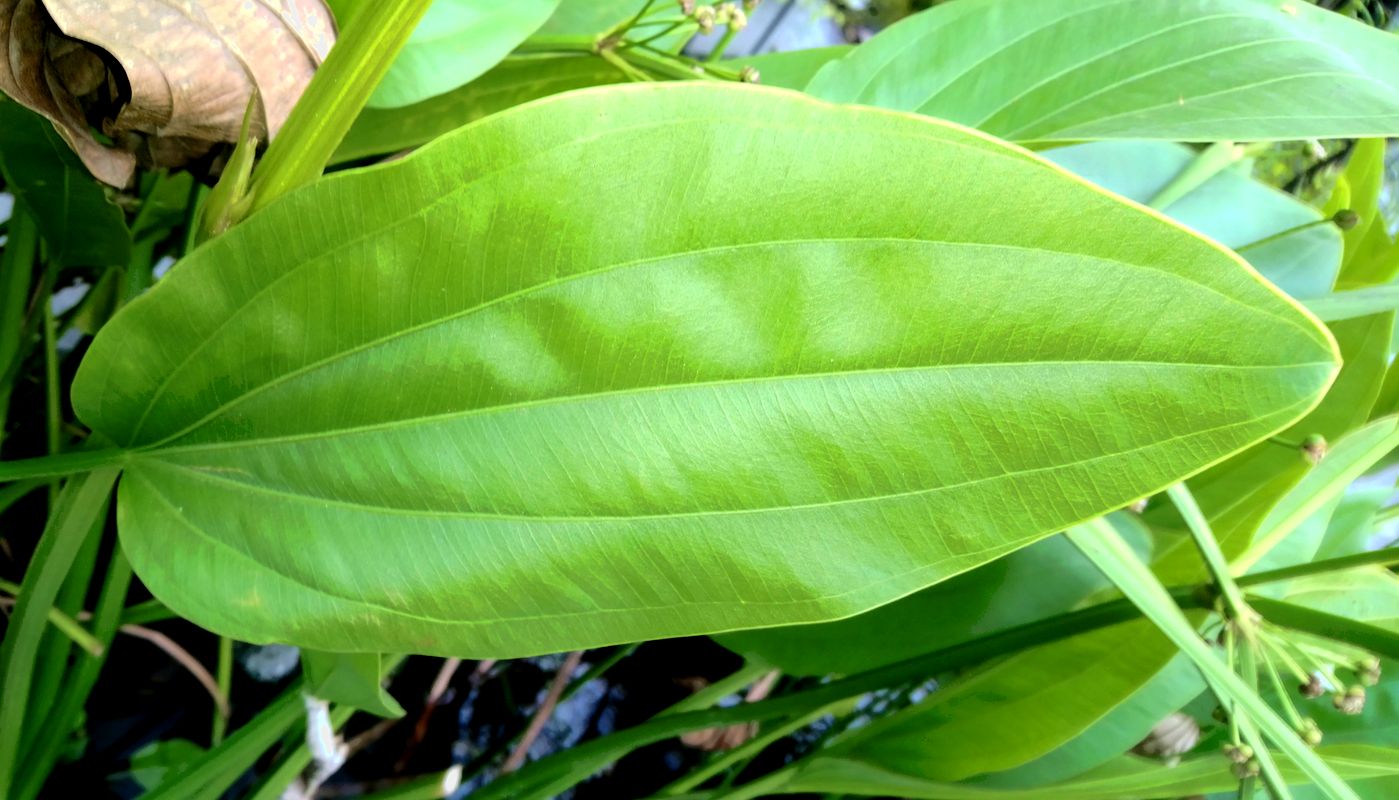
[73,84,1336,657]
[805,0,1399,143]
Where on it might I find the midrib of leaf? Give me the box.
[140,395,1315,519]
[107,86,1338,447]
[127,406,1310,631]
[126,234,1328,452]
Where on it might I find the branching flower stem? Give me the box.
[1167,483,1257,635]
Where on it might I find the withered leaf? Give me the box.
[0,0,336,187]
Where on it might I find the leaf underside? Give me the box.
[806,0,1399,142]
[75,84,1335,657]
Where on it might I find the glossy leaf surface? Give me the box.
[74,84,1336,657]
[806,0,1399,143]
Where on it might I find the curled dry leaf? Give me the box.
[0,0,335,187]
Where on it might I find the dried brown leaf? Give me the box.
[0,0,335,186]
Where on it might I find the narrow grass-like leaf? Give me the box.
[1066,518,1359,800]
[0,469,118,799]
[74,84,1336,658]
[1304,284,1399,322]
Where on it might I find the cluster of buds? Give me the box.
[1334,685,1368,715]
[1224,744,1261,779]
[685,2,754,35]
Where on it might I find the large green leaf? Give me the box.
[328,0,562,108]
[805,0,1399,143]
[0,101,130,268]
[72,84,1336,657]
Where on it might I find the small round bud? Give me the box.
[1300,433,1327,465]
[729,8,748,31]
[1333,209,1361,230]
[1128,497,1149,514]
[679,0,696,14]
[1231,758,1261,779]
[1358,656,1382,686]
[694,5,716,33]
[1224,743,1254,763]
[744,0,760,9]
[1300,673,1326,698]
[1299,718,1323,747]
[739,65,760,83]
[1334,686,1366,715]
[715,2,736,24]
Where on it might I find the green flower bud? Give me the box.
[695,5,717,33]
[1299,718,1323,747]
[1300,673,1326,698]
[1300,433,1327,465]
[1332,209,1361,230]
[1334,686,1366,715]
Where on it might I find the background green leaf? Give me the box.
[717,523,1149,676]
[1045,140,1342,299]
[806,0,1399,143]
[336,55,626,163]
[301,650,404,718]
[0,101,131,268]
[74,84,1335,658]
[328,0,562,109]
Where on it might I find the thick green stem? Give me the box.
[250,0,434,215]
[212,636,234,746]
[0,448,130,481]
[1238,547,1399,587]
[0,468,118,799]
